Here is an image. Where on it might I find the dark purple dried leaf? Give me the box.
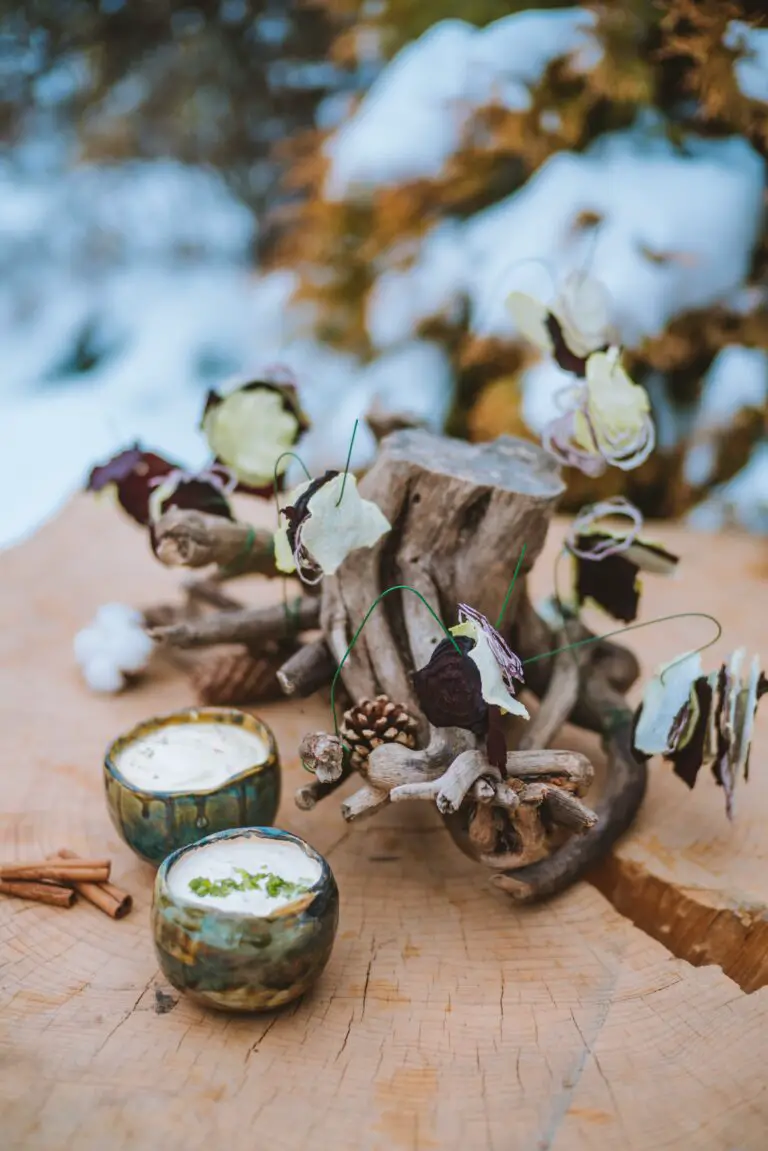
[666,676,713,789]
[87,446,178,525]
[485,706,508,773]
[279,469,339,582]
[157,478,234,522]
[573,534,640,622]
[545,314,609,378]
[201,373,311,496]
[412,635,488,736]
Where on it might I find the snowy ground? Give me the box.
[2,7,767,550]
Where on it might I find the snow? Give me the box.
[694,346,768,429]
[323,10,599,198]
[687,442,768,534]
[468,123,765,346]
[365,119,765,360]
[366,221,466,349]
[290,339,454,479]
[3,10,768,550]
[682,346,768,488]
[725,22,768,104]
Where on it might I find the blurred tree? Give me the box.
[1,0,344,216]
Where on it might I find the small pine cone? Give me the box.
[191,648,283,706]
[340,694,419,770]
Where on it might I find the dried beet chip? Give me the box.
[87,446,178,525]
[573,534,640,622]
[202,377,310,433]
[485,706,508,773]
[413,635,488,736]
[156,477,234,522]
[202,377,311,496]
[710,664,731,789]
[281,470,340,558]
[545,314,609,378]
[666,676,713,789]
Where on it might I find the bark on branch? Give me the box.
[277,639,337,697]
[153,508,278,576]
[148,598,320,649]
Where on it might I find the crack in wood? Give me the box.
[589,854,768,993]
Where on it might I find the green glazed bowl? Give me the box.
[152,827,339,1012]
[104,707,280,866]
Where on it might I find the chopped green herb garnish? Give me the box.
[188,868,312,901]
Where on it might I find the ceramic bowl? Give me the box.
[151,827,339,1012]
[104,707,280,866]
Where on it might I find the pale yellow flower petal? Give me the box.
[203,388,300,488]
[450,620,530,718]
[274,480,311,574]
[634,650,702,756]
[506,291,553,354]
[300,474,390,576]
[555,272,611,358]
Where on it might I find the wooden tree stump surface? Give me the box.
[1,498,767,1151]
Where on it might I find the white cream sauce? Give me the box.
[168,836,321,914]
[114,721,267,793]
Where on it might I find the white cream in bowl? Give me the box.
[168,835,322,915]
[113,721,268,793]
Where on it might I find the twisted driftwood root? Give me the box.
[485,591,647,902]
[140,428,645,903]
[291,430,646,902]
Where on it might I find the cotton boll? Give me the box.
[96,602,144,630]
[73,624,107,666]
[82,654,126,695]
[109,624,155,675]
[75,603,154,692]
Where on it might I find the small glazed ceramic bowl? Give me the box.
[104,707,280,866]
[152,827,339,1012]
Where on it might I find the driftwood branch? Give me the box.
[341,783,389,822]
[148,598,319,649]
[182,579,245,612]
[494,591,647,902]
[298,732,345,784]
[517,634,589,751]
[390,749,495,813]
[364,727,476,791]
[153,508,278,576]
[294,761,353,811]
[277,639,337,697]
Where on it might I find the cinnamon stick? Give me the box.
[0,860,111,883]
[50,850,132,920]
[0,879,75,908]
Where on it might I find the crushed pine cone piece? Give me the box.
[191,646,292,705]
[341,694,419,769]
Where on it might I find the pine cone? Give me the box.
[191,647,285,706]
[340,694,419,769]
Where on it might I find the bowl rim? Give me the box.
[154,826,333,921]
[104,706,279,800]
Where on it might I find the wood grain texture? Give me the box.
[529,522,768,992]
[1,496,767,1151]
